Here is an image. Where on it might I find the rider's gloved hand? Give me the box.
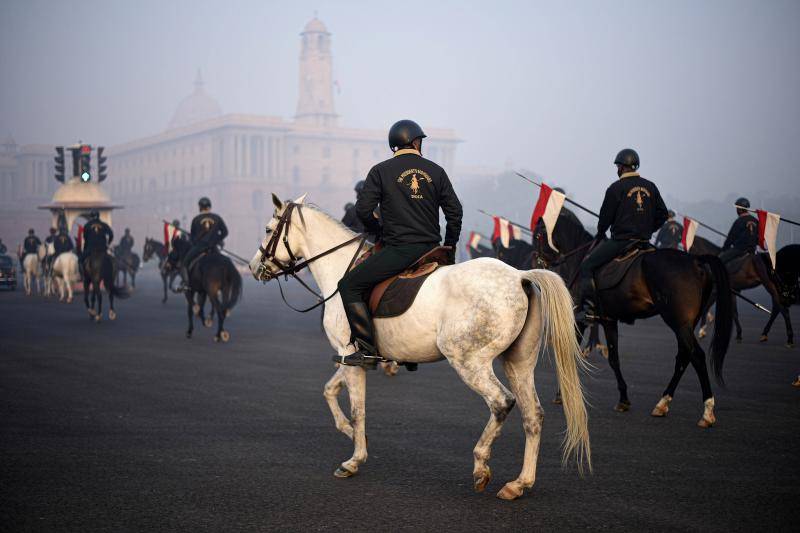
[445,247,456,265]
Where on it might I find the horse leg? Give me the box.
[323,366,354,440]
[210,290,229,342]
[686,332,716,428]
[334,366,369,478]
[197,292,211,327]
[450,360,516,494]
[782,307,794,348]
[732,295,742,342]
[603,321,629,411]
[698,293,716,339]
[162,272,168,303]
[95,285,103,322]
[83,278,92,317]
[498,352,543,500]
[185,290,195,338]
[107,281,116,321]
[652,346,690,418]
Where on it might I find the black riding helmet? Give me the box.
[89,210,100,219]
[735,197,750,209]
[614,148,640,170]
[668,209,675,218]
[388,120,426,152]
[198,197,212,209]
[172,219,181,227]
[354,180,365,194]
[49,227,57,234]
[28,228,35,235]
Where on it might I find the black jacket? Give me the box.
[357,149,462,247]
[655,220,683,249]
[120,234,134,251]
[54,233,74,254]
[23,236,41,254]
[597,173,669,241]
[190,212,228,247]
[723,213,759,253]
[83,220,113,252]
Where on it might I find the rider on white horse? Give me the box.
[22,228,41,262]
[335,119,463,369]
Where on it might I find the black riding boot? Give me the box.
[333,302,383,369]
[574,275,598,322]
[176,265,190,293]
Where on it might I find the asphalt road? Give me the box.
[1,269,798,532]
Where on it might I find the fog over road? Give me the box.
[1,270,797,531]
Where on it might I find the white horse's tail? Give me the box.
[522,269,591,473]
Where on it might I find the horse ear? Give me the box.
[294,193,308,205]
[271,193,283,210]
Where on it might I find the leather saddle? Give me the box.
[724,253,751,274]
[368,246,453,318]
[594,242,655,291]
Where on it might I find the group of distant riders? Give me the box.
[5,195,228,295]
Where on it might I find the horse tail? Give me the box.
[698,255,731,385]
[522,269,591,474]
[221,261,243,313]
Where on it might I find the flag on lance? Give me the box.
[467,231,483,251]
[756,209,780,268]
[492,217,513,248]
[164,221,180,252]
[530,183,566,251]
[681,217,698,251]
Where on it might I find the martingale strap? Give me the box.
[259,202,368,313]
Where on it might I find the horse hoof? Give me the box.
[193,304,200,316]
[759,335,768,343]
[496,482,523,501]
[786,343,794,349]
[473,467,492,493]
[94,315,101,323]
[219,331,230,343]
[614,401,631,413]
[186,332,192,339]
[108,310,116,321]
[334,466,356,478]
[697,417,715,428]
[203,318,213,328]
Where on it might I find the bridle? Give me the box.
[255,202,367,312]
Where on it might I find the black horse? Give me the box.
[466,243,495,259]
[494,238,535,269]
[143,238,182,303]
[761,244,799,345]
[82,250,129,322]
[167,239,242,342]
[532,215,733,427]
[113,245,140,288]
[689,236,794,346]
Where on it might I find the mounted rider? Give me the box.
[53,228,74,257]
[333,119,463,368]
[80,210,114,273]
[575,148,669,320]
[177,197,228,291]
[655,210,683,249]
[719,198,758,265]
[119,228,135,254]
[0,238,7,256]
[43,227,58,270]
[342,181,366,233]
[22,229,41,261]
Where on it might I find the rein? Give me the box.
[257,202,368,313]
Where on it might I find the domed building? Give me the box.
[168,70,223,130]
[0,17,459,254]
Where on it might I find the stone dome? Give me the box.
[168,70,222,130]
[51,178,112,206]
[302,17,328,34]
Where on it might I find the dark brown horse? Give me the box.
[143,238,181,303]
[533,216,733,427]
[82,250,129,322]
[689,236,794,347]
[167,238,242,342]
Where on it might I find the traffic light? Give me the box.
[54,146,65,182]
[79,144,91,182]
[96,146,107,182]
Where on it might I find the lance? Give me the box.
[161,220,251,266]
[477,209,533,235]
[677,213,726,239]
[734,204,800,228]
[732,290,771,314]
[515,172,600,219]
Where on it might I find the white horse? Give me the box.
[43,241,56,297]
[22,245,44,296]
[250,195,591,500]
[52,252,79,303]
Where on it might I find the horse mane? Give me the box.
[301,204,356,236]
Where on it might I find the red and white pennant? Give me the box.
[681,216,699,251]
[530,183,566,252]
[756,209,780,268]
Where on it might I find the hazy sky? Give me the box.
[2,0,798,203]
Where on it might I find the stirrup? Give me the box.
[332,352,382,369]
